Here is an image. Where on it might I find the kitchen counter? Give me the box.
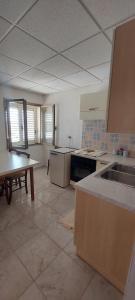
[75,153,135,212]
[51,147,75,154]
[73,151,135,166]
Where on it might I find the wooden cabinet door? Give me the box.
[107,19,135,133]
[75,189,135,292]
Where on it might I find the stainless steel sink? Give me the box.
[112,164,135,175]
[101,169,135,187]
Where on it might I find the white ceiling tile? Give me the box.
[105,27,115,41]
[0,0,36,22]
[0,71,12,83]
[37,55,81,77]
[64,33,112,68]
[0,17,11,39]
[29,85,58,94]
[82,0,135,28]
[6,77,36,89]
[0,28,55,66]
[20,68,56,84]
[19,0,99,51]
[88,62,110,80]
[47,79,76,91]
[63,71,100,87]
[0,54,30,76]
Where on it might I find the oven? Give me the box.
[70,154,96,182]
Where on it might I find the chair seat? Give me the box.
[6,171,26,179]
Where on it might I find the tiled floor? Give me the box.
[0,167,123,300]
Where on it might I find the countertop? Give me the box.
[50,148,75,154]
[75,153,135,212]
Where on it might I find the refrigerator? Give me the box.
[50,148,74,187]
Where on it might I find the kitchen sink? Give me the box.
[101,169,135,187]
[112,163,135,175]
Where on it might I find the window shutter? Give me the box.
[42,105,55,145]
[27,104,41,144]
[27,105,36,143]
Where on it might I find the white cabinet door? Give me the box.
[80,89,108,120]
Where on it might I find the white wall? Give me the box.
[44,82,107,149]
[0,85,45,165]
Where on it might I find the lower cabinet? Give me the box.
[74,189,135,293]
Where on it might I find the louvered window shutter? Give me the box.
[27,104,41,144]
[42,105,55,145]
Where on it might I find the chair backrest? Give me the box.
[9,148,30,158]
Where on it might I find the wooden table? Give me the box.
[0,152,38,201]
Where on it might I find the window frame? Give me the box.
[4,98,28,150]
[27,102,42,146]
[4,99,42,150]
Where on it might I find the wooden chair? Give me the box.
[5,149,30,205]
[0,177,5,197]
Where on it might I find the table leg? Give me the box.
[30,167,34,201]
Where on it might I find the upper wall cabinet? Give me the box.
[107,19,135,133]
[80,89,108,120]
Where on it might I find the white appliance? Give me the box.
[50,148,74,187]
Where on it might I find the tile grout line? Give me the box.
[77,0,112,45]
[0,168,97,299]
[0,1,134,91]
[0,0,40,45]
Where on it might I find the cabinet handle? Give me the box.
[88,107,98,111]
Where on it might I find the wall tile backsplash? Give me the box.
[82,120,135,153]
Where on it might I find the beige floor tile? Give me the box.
[0,206,22,232]
[14,195,44,217]
[36,189,59,205]
[46,219,73,248]
[35,181,51,193]
[64,240,96,274]
[36,251,92,300]
[48,192,75,216]
[63,187,75,200]
[81,274,123,300]
[18,283,46,300]
[46,183,64,195]
[0,234,13,262]
[0,168,123,300]
[16,233,60,279]
[0,195,8,207]
[0,254,32,300]
[33,205,59,231]
[4,217,40,250]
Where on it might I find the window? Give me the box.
[4,98,41,149]
[27,104,41,145]
[42,105,55,145]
